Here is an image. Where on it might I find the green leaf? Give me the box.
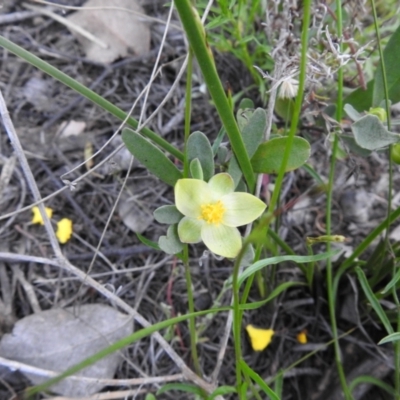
[136,233,160,251]
[344,80,374,112]
[340,135,372,157]
[240,282,305,310]
[207,386,237,399]
[351,114,400,150]
[157,383,204,396]
[145,394,157,400]
[122,128,182,186]
[237,251,339,288]
[378,332,400,345]
[355,267,394,335]
[344,103,363,122]
[153,205,183,224]
[373,24,400,107]
[189,158,204,180]
[187,131,214,181]
[251,136,311,174]
[158,225,184,255]
[349,375,396,397]
[380,266,400,294]
[239,360,280,400]
[228,108,267,186]
[274,97,295,122]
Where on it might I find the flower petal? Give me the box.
[31,206,53,225]
[56,218,73,244]
[178,217,203,243]
[221,193,266,227]
[201,224,241,258]
[175,179,210,218]
[208,173,234,200]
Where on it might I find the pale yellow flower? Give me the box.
[31,206,53,225]
[175,173,266,258]
[56,218,73,244]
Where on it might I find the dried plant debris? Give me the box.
[67,0,151,64]
[0,304,133,397]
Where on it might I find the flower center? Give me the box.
[199,200,225,225]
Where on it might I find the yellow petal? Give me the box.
[56,218,73,244]
[246,325,274,351]
[297,330,307,344]
[31,206,53,225]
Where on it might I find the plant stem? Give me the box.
[325,1,351,398]
[268,0,311,214]
[370,0,399,396]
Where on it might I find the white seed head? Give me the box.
[278,77,299,99]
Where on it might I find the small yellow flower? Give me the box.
[246,324,274,351]
[175,173,266,258]
[297,330,308,344]
[56,218,73,244]
[31,206,53,225]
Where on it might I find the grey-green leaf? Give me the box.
[158,225,184,255]
[351,114,400,150]
[153,205,183,224]
[228,108,267,186]
[251,136,311,174]
[344,103,363,122]
[190,158,204,180]
[122,128,182,186]
[186,131,214,181]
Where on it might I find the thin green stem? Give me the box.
[268,0,311,213]
[0,35,183,162]
[325,2,351,398]
[370,0,399,396]
[232,247,247,396]
[181,49,204,392]
[183,247,204,383]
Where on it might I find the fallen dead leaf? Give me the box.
[67,0,151,64]
[0,304,133,397]
[58,120,87,138]
[118,191,153,234]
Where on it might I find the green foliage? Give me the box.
[153,205,183,224]
[251,136,311,174]
[186,131,214,181]
[158,225,184,255]
[351,114,400,150]
[228,107,267,186]
[189,158,204,180]
[122,128,182,186]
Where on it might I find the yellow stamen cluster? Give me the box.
[199,200,225,225]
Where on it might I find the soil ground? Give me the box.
[0,1,398,400]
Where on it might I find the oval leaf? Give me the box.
[158,225,184,255]
[351,114,400,150]
[251,136,310,174]
[187,131,214,181]
[122,128,182,186]
[154,205,183,224]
